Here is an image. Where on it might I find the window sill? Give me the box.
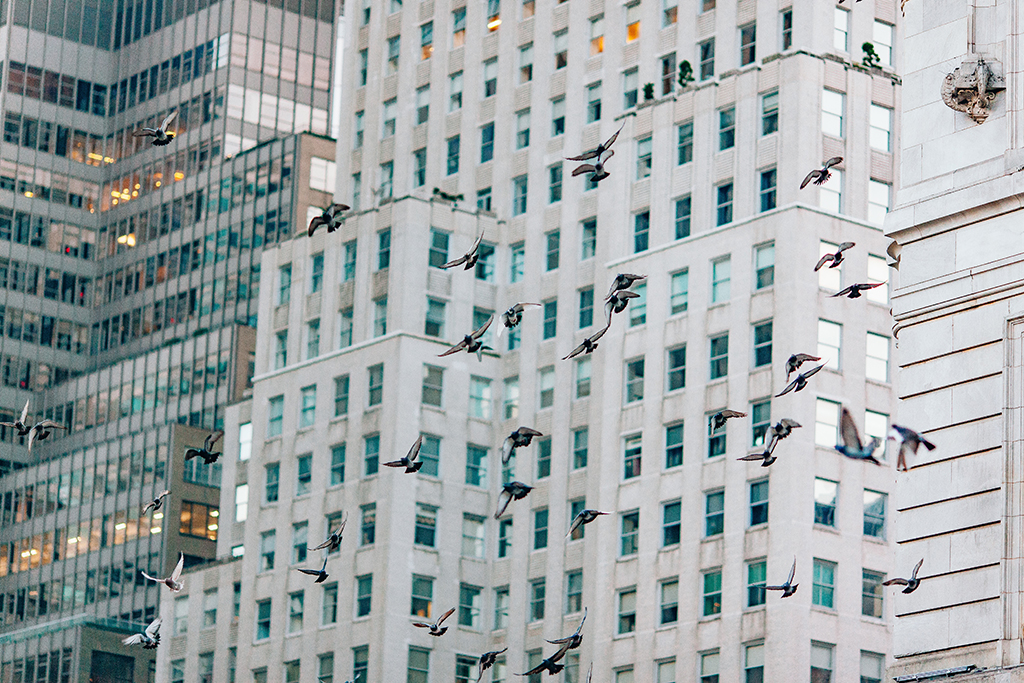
[863,534,888,545]
[813,524,840,535]
[698,614,721,623]
[616,554,638,562]
[811,605,838,615]
[747,523,768,532]
[656,622,678,631]
[329,414,349,423]
[613,631,636,640]
[743,605,766,613]
[701,534,724,542]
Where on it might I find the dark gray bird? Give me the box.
[835,407,882,465]
[296,555,330,583]
[502,427,543,465]
[307,203,350,237]
[831,282,886,299]
[413,606,455,636]
[786,353,821,380]
[519,656,565,677]
[710,409,746,432]
[438,316,493,360]
[800,156,843,189]
[133,111,178,146]
[889,424,936,472]
[122,617,161,648]
[563,325,609,360]
[26,420,67,453]
[765,557,799,598]
[383,435,424,473]
[566,510,610,537]
[567,121,625,162]
[571,151,614,183]
[738,419,801,467]
[882,558,925,594]
[476,648,508,683]
[142,490,171,515]
[0,400,31,436]
[546,607,586,657]
[140,553,185,592]
[500,302,541,329]
[441,234,484,270]
[184,431,223,464]
[605,273,647,300]
[814,242,856,271]
[737,448,778,467]
[604,290,640,324]
[309,513,347,552]
[494,481,534,518]
[775,363,825,397]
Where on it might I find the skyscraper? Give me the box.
[0,0,337,678]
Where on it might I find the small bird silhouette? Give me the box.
[800,156,843,188]
[26,420,67,452]
[566,510,610,538]
[563,325,609,360]
[831,282,886,299]
[605,273,647,300]
[412,606,456,636]
[383,435,424,473]
[140,553,185,592]
[785,353,821,380]
[122,617,161,648]
[567,122,625,162]
[133,111,178,146]
[475,648,508,683]
[494,481,533,518]
[882,558,925,593]
[889,424,936,471]
[142,490,171,515]
[710,409,746,432]
[184,431,223,464]
[502,427,543,465]
[309,513,347,552]
[765,557,799,597]
[307,203,350,237]
[296,555,330,583]
[835,407,883,465]
[776,363,826,397]
[438,316,493,361]
[814,242,855,271]
[604,290,640,325]
[441,234,484,270]
[0,400,31,436]
[738,419,802,465]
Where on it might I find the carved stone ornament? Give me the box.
[942,54,1006,124]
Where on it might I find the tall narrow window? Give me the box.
[705,491,724,535]
[709,334,728,380]
[453,8,467,47]
[503,377,519,419]
[751,399,771,446]
[519,44,534,83]
[542,300,557,339]
[625,358,645,403]
[868,180,891,224]
[814,478,838,527]
[382,99,397,138]
[420,22,433,59]
[533,508,549,549]
[660,581,679,625]
[538,366,555,408]
[554,30,568,69]
[812,561,836,608]
[671,271,689,314]
[749,480,768,526]
[625,2,641,41]
[579,288,595,328]
[674,197,691,239]
[549,164,563,203]
[862,570,884,617]
[412,148,426,187]
[822,89,845,137]
[869,104,892,151]
[703,570,722,615]
[815,399,840,447]
[415,86,430,124]
[861,652,884,683]
[662,501,681,546]
[699,39,715,79]
[834,8,849,51]
[864,489,886,538]
[530,579,546,620]
[716,183,733,225]
[761,90,779,134]
[373,297,388,336]
[711,257,731,303]
[480,122,495,163]
[780,9,793,49]
[866,332,890,381]
[623,435,642,479]
[753,321,772,367]
[719,108,735,150]
[545,230,560,270]
[513,175,528,215]
[759,169,777,212]
[636,138,653,179]
[618,588,637,633]
[516,109,531,149]
[677,121,693,164]
[590,18,604,55]
[449,72,463,111]
[447,136,460,175]
[873,20,894,66]
[587,82,602,121]
[739,23,756,65]
[817,319,842,369]
[747,561,766,607]
[620,510,639,554]
[623,68,639,109]
[633,211,650,253]
[665,422,684,468]
[573,429,589,468]
[661,53,677,95]
[483,58,498,97]
[701,653,719,683]
[552,97,566,136]
[755,243,774,288]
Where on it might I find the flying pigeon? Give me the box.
[26,420,67,453]
[441,234,484,270]
[475,648,508,683]
[567,122,625,162]
[140,553,185,592]
[546,607,586,657]
[296,555,330,583]
[775,362,826,397]
[499,302,541,331]
[563,325,609,360]
[831,282,886,299]
[0,400,31,436]
[605,273,647,300]
[122,617,161,648]
[412,606,456,636]
[383,435,424,474]
[882,558,925,594]
[800,156,843,189]
[889,424,936,472]
[502,427,543,465]
[142,490,171,515]
[494,481,533,519]
[307,203,350,237]
[814,242,856,271]
[835,407,883,465]
[438,316,493,361]
[710,409,746,432]
[133,111,178,146]
[738,419,801,466]
[309,513,347,552]
[765,557,799,597]
[519,656,565,677]
[571,152,614,183]
[566,510,610,538]
[786,353,821,380]
[184,431,223,465]
[604,290,640,325]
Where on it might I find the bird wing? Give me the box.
[566,514,584,537]
[142,501,156,514]
[329,203,350,216]
[468,233,483,256]
[438,340,469,356]
[824,156,843,170]
[170,553,185,582]
[158,489,171,500]
[145,618,162,639]
[18,400,29,424]
[549,639,574,662]
[471,315,493,339]
[802,363,825,380]
[861,281,886,291]
[494,489,513,518]
[160,110,178,131]
[602,121,626,151]
[606,276,624,299]
[184,448,201,461]
[911,558,924,579]
[588,324,610,343]
[406,435,424,462]
[521,663,547,676]
[26,428,36,453]
[737,453,767,461]
[800,169,822,189]
[721,409,747,419]
[122,634,143,646]
[839,408,864,450]
[835,241,856,253]
[831,285,855,298]
[440,254,468,268]
[436,606,456,626]
[309,539,332,551]
[585,665,593,683]
[563,341,588,361]
[307,216,327,237]
[501,437,515,465]
[920,435,937,451]
[814,254,833,271]
[572,164,597,176]
[35,420,67,430]
[882,577,909,586]
[205,431,224,451]
[787,558,797,584]
[134,129,157,137]
[140,571,162,583]
[775,378,798,397]
[381,460,406,468]
[795,353,820,364]
[411,622,431,628]
[297,568,322,577]
[575,606,587,634]
[566,150,599,162]
[779,419,802,429]
[519,427,543,437]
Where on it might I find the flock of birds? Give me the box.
[119,113,938,679]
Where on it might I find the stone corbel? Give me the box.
[941,54,1006,124]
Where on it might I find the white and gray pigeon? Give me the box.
[882,558,925,593]
[765,557,799,598]
[605,273,647,300]
[710,409,746,431]
[475,648,508,683]
[776,363,826,397]
[889,424,936,471]
[307,203,350,237]
[785,353,821,380]
[309,513,347,552]
[835,407,882,465]
[566,510,610,537]
[494,481,533,518]
[497,302,541,342]
[27,420,67,453]
[383,435,424,474]
[604,290,640,325]
[830,282,886,299]
[438,316,493,361]
[412,606,456,636]
[563,325,609,360]
[133,111,178,146]
[800,156,842,188]
[738,419,802,466]
[140,553,185,592]
[441,234,484,270]
[502,427,543,464]
[567,122,625,163]
[142,490,171,515]
[0,400,31,436]
[122,617,161,648]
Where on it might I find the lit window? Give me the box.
[590,18,604,55]
[452,8,466,47]
[420,22,433,59]
[702,570,722,616]
[626,2,641,41]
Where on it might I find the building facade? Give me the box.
[159,0,903,679]
[886,0,1024,679]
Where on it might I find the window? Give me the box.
[353,111,366,150]
[428,230,450,269]
[538,366,555,408]
[319,583,339,626]
[811,561,835,610]
[494,586,510,628]
[534,438,552,479]
[533,508,549,549]
[274,332,288,370]
[368,363,384,406]
[662,501,681,546]
[483,58,498,97]
[658,423,683,470]
[513,175,528,215]
[757,168,778,212]
[239,423,253,462]
[549,164,563,203]
[718,108,736,150]
[822,89,845,137]
[587,82,602,121]
[575,221,597,263]
[353,647,369,682]
[739,23,757,65]
[364,434,380,476]
[292,454,312,499]
[530,579,546,620]
[865,410,889,460]
[462,514,485,557]
[516,44,534,84]
[513,109,530,149]
[749,480,769,526]
[864,332,891,382]
[666,198,691,243]
[498,519,512,557]
[862,569,885,618]
[861,652,884,683]
[660,52,677,94]
[361,504,376,544]
[701,653,719,683]
[815,399,840,447]
[542,299,557,340]
[235,483,250,523]
[816,166,843,211]
[566,571,583,614]
[278,265,292,305]
[623,434,642,479]
[290,522,309,564]
[652,580,678,627]
[715,183,733,225]
[705,490,724,536]
[543,230,560,270]
[817,319,841,370]
[814,478,838,527]
[411,504,437,547]
[267,395,284,437]
[503,377,520,418]
[663,273,688,319]
[873,20,894,66]
[834,7,849,50]
[625,1,641,40]
[545,96,565,139]
[620,510,639,555]
[747,560,767,607]
[260,531,276,571]
[459,584,482,628]
[864,490,886,538]
[747,400,771,449]
[408,647,430,683]
[464,444,488,487]
[444,135,460,175]
[636,138,653,180]
[419,21,433,59]
[487,0,500,27]
[677,122,693,165]
[869,104,892,152]
[744,644,764,683]
[305,320,321,360]
[381,98,397,139]
[617,588,637,633]
[709,333,728,380]
[554,30,568,69]
[780,9,793,49]
[264,462,281,503]
[566,429,587,471]
[255,599,271,640]
[449,71,463,111]
[453,7,466,46]
[623,68,638,108]
[173,598,189,634]
[760,91,779,136]
[411,148,427,187]
[468,376,492,419]
[319,654,335,683]
[179,501,220,540]
[703,570,722,616]
[503,243,523,284]
[625,358,645,403]
[868,179,891,225]
[699,39,715,79]
[812,642,835,682]
[296,386,315,429]
[410,575,433,617]
[287,591,304,634]
[423,299,446,339]
[415,434,440,476]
